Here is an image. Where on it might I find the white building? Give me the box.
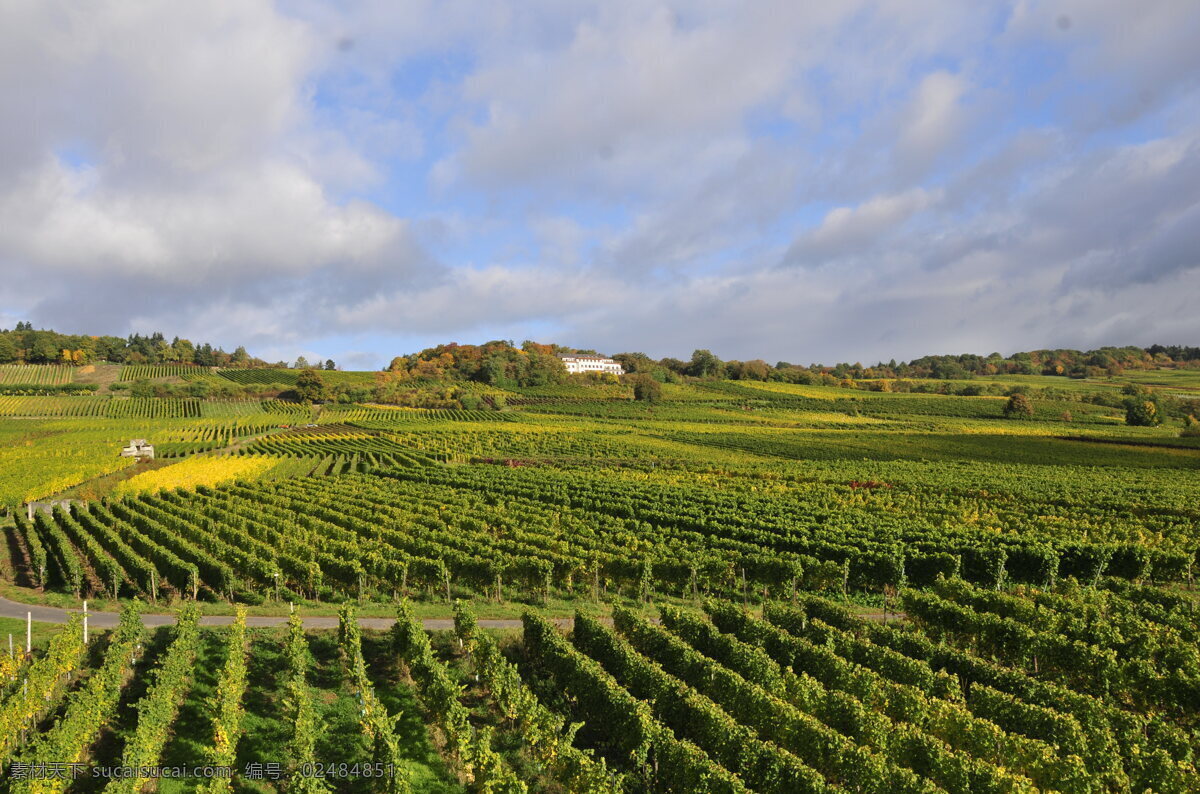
[120,439,155,459]
[559,354,625,375]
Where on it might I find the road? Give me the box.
[0,596,540,631]
[0,596,894,633]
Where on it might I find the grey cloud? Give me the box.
[1005,0,1200,130]
[3,0,1200,367]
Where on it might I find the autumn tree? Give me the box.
[1003,392,1034,419]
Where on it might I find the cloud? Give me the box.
[1005,0,1200,128]
[784,188,942,266]
[2,0,1200,368]
[896,72,971,176]
[0,0,434,350]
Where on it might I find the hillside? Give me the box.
[0,361,1196,791]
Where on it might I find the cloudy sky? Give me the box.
[2,1,1199,368]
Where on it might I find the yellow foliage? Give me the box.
[112,455,276,497]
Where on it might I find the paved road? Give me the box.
[0,596,894,633]
[0,596,543,631]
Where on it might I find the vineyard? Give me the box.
[0,366,1197,790]
[215,369,379,387]
[0,366,74,387]
[120,365,207,380]
[0,592,1192,792]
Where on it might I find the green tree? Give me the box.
[28,334,59,363]
[482,355,509,386]
[323,359,336,371]
[295,369,328,403]
[630,374,662,402]
[1003,392,1034,419]
[613,352,655,373]
[688,349,724,378]
[0,335,16,364]
[1125,396,1162,427]
[1181,415,1200,438]
[173,338,196,364]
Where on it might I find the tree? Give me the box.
[294,356,310,370]
[688,349,723,378]
[173,338,196,364]
[729,359,770,380]
[1182,415,1200,438]
[0,335,15,364]
[1003,392,1034,419]
[28,334,59,363]
[1125,396,1162,427]
[295,369,328,403]
[630,374,662,402]
[613,352,655,374]
[324,359,336,371]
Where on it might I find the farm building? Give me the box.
[558,354,625,375]
[120,438,155,459]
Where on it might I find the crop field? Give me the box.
[119,364,207,380]
[0,365,75,386]
[0,369,1197,790]
[1105,368,1200,394]
[215,369,380,387]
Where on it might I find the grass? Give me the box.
[156,629,226,792]
[0,615,66,652]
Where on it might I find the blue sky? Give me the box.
[1,1,1199,368]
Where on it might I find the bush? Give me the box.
[1003,392,1034,419]
[1125,396,1162,427]
[1181,415,1200,438]
[630,374,662,402]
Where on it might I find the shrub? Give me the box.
[1003,392,1034,419]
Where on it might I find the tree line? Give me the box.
[0,325,278,368]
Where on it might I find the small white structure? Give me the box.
[120,439,155,459]
[559,354,625,375]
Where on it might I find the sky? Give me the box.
[1,1,1199,369]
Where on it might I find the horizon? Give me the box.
[3,2,1199,369]
[3,324,1198,371]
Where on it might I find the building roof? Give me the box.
[558,354,616,361]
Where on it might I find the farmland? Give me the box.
[0,370,1197,791]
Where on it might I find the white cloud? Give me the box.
[897,72,970,170]
[785,188,942,266]
[0,0,433,346]
[2,0,1199,366]
[338,265,627,336]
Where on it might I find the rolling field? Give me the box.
[0,371,1196,790]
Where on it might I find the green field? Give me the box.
[0,369,1196,790]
